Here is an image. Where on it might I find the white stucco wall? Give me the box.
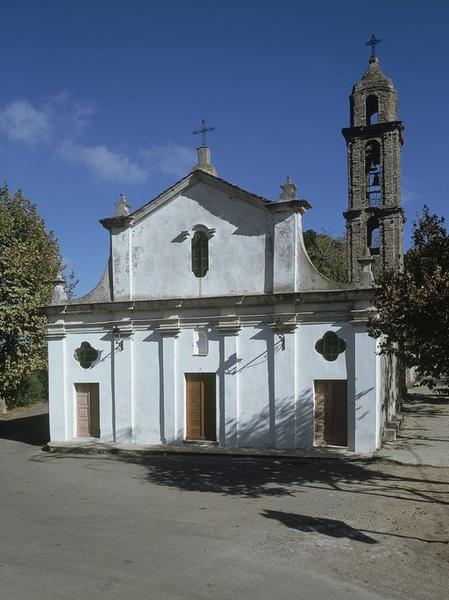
[48,314,379,453]
[119,183,272,300]
[48,172,387,455]
[49,330,114,443]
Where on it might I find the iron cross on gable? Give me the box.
[193,118,215,147]
[366,34,381,59]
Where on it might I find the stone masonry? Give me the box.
[342,55,405,283]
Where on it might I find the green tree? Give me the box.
[303,229,348,283]
[0,183,68,411]
[369,206,449,388]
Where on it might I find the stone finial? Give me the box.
[51,272,68,304]
[357,247,375,288]
[191,146,217,177]
[279,176,297,201]
[114,193,131,217]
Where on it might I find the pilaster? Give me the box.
[216,323,240,447]
[269,320,297,449]
[110,226,132,301]
[47,326,67,442]
[350,311,377,453]
[157,324,180,444]
[112,325,134,443]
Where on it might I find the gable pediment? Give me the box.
[100,170,309,232]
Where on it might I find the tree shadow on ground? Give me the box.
[113,453,449,506]
[262,510,378,543]
[407,392,449,406]
[261,509,449,545]
[0,413,49,446]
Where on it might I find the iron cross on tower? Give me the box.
[366,34,381,59]
[193,118,215,147]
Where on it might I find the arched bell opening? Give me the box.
[366,94,379,125]
[367,217,380,256]
[365,140,382,208]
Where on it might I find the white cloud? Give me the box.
[402,187,421,205]
[0,96,195,183]
[0,100,50,144]
[141,143,196,178]
[61,141,148,184]
[43,92,94,138]
[0,94,93,146]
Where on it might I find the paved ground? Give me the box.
[1,403,448,600]
[378,388,449,467]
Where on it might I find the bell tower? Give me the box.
[342,37,404,283]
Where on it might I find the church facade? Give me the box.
[46,53,404,454]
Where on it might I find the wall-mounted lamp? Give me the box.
[278,332,286,351]
[275,319,286,351]
[112,326,123,351]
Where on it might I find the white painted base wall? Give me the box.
[48,318,382,454]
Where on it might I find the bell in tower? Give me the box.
[342,36,405,283]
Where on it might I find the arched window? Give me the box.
[192,230,209,278]
[366,95,379,124]
[367,218,380,255]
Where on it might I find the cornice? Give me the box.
[342,120,404,143]
[350,307,377,325]
[154,319,181,337]
[46,325,67,340]
[99,215,132,231]
[344,206,405,220]
[268,319,298,333]
[45,289,376,317]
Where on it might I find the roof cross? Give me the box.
[193,118,215,147]
[366,34,381,60]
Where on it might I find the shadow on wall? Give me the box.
[186,185,290,237]
[222,390,313,449]
[224,337,283,375]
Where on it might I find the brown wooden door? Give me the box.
[185,374,216,441]
[314,380,347,447]
[75,383,100,438]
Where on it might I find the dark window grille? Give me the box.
[315,332,346,362]
[74,342,99,369]
[192,231,209,278]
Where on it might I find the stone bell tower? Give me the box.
[342,37,404,283]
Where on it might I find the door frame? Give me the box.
[184,373,217,442]
[74,383,100,439]
[313,379,348,447]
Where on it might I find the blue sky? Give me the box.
[1,0,448,295]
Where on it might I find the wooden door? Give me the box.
[185,374,216,441]
[314,380,347,447]
[75,383,100,438]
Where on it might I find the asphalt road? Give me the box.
[0,408,448,600]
